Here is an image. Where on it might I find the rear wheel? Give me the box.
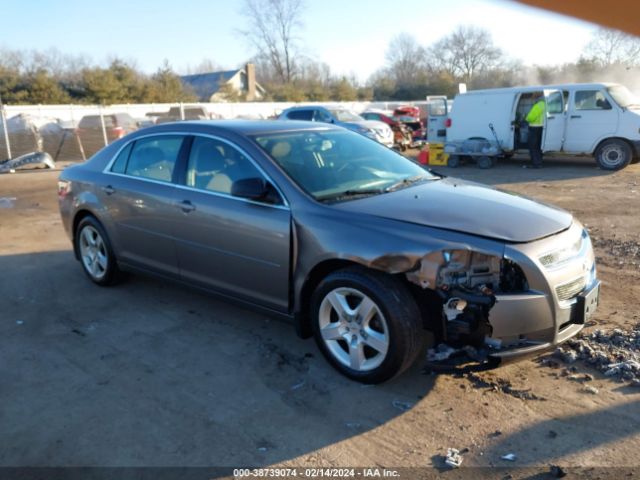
[477,156,495,169]
[595,139,632,170]
[75,216,122,286]
[311,267,424,383]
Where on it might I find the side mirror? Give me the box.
[231,177,268,200]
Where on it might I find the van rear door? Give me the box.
[426,96,449,143]
[542,89,565,152]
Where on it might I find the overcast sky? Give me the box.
[1,0,599,80]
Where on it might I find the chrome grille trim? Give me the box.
[556,276,586,301]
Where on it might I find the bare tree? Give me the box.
[429,25,503,82]
[240,0,305,84]
[184,58,223,75]
[583,28,640,67]
[385,33,427,86]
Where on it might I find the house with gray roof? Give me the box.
[180,63,265,102]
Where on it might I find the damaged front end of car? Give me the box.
[402,222,599,365]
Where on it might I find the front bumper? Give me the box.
[486,222,599,358]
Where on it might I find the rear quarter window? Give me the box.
[110,142,133,173]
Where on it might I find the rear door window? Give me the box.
[125,135,184,183]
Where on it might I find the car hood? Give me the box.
[334,178,573,243]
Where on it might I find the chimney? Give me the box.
[246,63,257,101]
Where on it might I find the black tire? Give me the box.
[311,267,424,384]
[595,139,632,171]
[477,155,494,169]
[447,155,460,168]
[74,216,122,286]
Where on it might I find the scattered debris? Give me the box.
[466,372,546,401]
[489,429,502,438]
[392,400,414,412]
[566,373,594,383]
[591,235,640,268]
[501,453,517,461]
[0,197,17,208]
[583,385,599,395]
[548,430,558,439]
[545,324,640,387]
[257,447,268,452]
[345,422,361,429]
[427,344,458,362]
[71,329,86,337]
[549,465,567,478]
[444,448,463,468]
[15,320,24,325]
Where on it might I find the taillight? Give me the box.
[445,118,452,128]
[58,180,71,198]
[112,126,125,138]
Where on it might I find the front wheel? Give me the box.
[595,139,632,170]
[311,267,424,383]
[75,216,122,286]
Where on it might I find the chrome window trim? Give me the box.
[102,130,290,209]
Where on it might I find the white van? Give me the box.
[445,83,640,170]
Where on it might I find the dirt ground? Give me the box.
[1,154,639,478]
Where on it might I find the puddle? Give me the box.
[0,197,17,208]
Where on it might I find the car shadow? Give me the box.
[0,250,435,468]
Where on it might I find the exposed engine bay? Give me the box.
[406,249,528,356]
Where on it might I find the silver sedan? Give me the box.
[58,120,599,383]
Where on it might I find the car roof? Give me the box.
[141,119,341,136]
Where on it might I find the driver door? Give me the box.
[172,135,291,312]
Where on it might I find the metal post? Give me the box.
[0,94,12,160]
[99,106,108,146]
[179,102,185,120]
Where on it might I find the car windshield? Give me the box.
[252,130,437,202]
[328,109,364,122]
[607,85,640,108]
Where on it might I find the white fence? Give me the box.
[0,100,426,163]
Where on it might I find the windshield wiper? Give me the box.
[316,188,385,202]
[385,174,434,192]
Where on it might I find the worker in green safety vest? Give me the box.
[525,94,546,168]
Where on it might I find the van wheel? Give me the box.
[311,267,424,384]
[477,156,494,169]
[595,139,632,170]
[447,155,460,168]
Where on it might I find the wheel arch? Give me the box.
[593,136,635,156]
[294,258,369,338]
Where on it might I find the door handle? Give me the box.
[547,115,555,120]
[570,115,582,119]
[176,200,196,213]
[102,185,115,195]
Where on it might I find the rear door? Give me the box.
[172,135,291,311]
[101,134,187,277]
[563,88,619,153]
[542,89,565,152]
[426,96,449,143]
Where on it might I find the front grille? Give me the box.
[556,276,586,301]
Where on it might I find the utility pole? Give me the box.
[0,92,12,160]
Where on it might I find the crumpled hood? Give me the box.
[335,178,573,242]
